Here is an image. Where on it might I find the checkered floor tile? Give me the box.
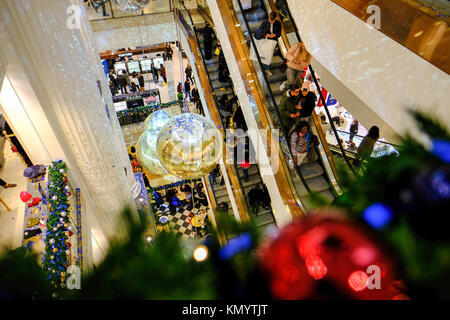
[155,187,209,240]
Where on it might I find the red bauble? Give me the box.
[31,197,41,206]
[69,231,74,237]
[20,191,32,203]
[66,192,71,197]
[66,242,72,248]
[259,211,404,300]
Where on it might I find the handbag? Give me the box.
[215,47,220,55]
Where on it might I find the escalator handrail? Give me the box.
[235,0,312,194]
[275,0,358,176]
[175,2,253,217]
[177,1,278,217]
[334,129,403,149]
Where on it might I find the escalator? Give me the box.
[233,0,340,204]
[199,25,277,230]
[175,2,278,231]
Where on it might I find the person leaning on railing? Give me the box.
[354,126,380,166]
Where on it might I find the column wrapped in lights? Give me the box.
[43,160,73,287]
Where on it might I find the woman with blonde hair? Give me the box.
[280,42,312,92]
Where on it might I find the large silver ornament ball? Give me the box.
[136,109,176,176]
[156,113,223,179]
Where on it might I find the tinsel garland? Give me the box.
[42,160,71,288]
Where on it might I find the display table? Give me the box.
[112,89,160,104]
[191,215,205,228]
[117,100,179,126]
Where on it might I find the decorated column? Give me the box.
[0,0,137,245]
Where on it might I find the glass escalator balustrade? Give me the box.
[175,1,278,231]
[232,0,339,205]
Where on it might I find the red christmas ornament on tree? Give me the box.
[20,191,32,203]
[31,197,41,206]
[259,210,407,299]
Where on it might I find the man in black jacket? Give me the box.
[297,85,317,121]
[196,23,215,60]
[247,184,270,215]
[254,11,282,76]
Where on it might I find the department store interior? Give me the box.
[0,0,449,301]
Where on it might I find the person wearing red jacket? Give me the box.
[239,149,251,182]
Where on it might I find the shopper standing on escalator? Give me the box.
[196,22,215,60]
[254,11,282,77]
[280,42,312,92]
[290,121,317,167]
[296,83,317,123]
[278,84,301,132]
[217,43,230,85]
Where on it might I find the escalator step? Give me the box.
[305,175,331,193]
[300,161,325,180]
[318,189,335,203]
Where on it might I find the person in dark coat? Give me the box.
[217,44,230,83]
[191,86,200,104]
[184,79,192,101]
[185,65,193,83]
[278,84,301,131]
[137,73,145,91]
[116,70,128,95]
[109,80,117,96]
[165,43,173,61]
[233,104,247,131]
[151,62,159,83]
[254,11,282,76]
[247,184,270,215]
[296,84,317,122]
[348,119,359,143]
[197,22,215,60]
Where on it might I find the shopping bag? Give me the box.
[250,38,277,66]
[215,47,220,55]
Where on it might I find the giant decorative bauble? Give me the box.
[136,109,177,176]
[143,108,177,132]
[156,113,223,179]
[112,0,150,13]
